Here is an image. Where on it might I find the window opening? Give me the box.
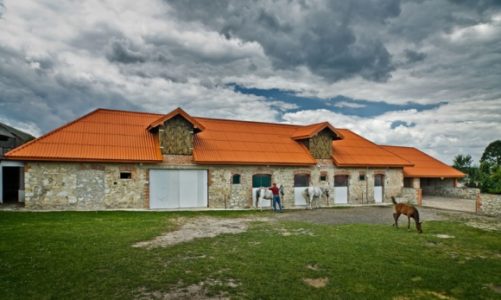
[120,172,132,179]
[294,174,310,187]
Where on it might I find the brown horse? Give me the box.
[392,197,423,233]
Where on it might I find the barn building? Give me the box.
[0,122,34,205]
[4,108,464,209]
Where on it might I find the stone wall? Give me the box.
[207,161,404,208]
[159,116,194,155]
[400,188,420,205]
[479,193,501,217]
[422,186,480,200]
[24,162,148,209]
[344,168,403,204]
[24,159,405,210]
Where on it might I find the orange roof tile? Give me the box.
[192,117,316,165]
[5,109,163,163]
[7,108,444,169]
[291,122,343,140]
[148,107,205,131]
[332,129,413,167]
[381,145,465,178]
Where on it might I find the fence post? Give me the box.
[417,188,422,207]
[476,192,481,214]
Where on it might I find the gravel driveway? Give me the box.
[273,205,471,225]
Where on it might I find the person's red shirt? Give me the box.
[269,186,280,195]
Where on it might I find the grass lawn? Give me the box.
[0,211,500,299]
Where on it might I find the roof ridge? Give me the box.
[0,122,35,140]
[96,107,164,117]
[5,109,101,157]
[194,116,303,128]
[380,144,415,149]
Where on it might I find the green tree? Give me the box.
[453,154,473,174]
[477,140,501,194]
[480,140,501,172]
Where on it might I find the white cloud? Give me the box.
[333,101,366,109]
[282,99,501,164]
[0,0,500,166]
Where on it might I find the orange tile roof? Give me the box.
[381,145,465,178]
[5,109,163,163]
[148,107,205,131]
[291,122,343,140]
[6,108,438,169]
[332,129,413,167]
[192,117,316,165]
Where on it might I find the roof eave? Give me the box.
[4,156,163,164]
[193,160,317,166]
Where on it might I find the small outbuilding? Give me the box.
[0,122,34,204]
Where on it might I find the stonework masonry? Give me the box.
[208,163,403,208]
[159,116,194,155]
[24,162,148,209]
[24,158,406,210]
[423,186,480,200]
[479,193,501,217]
[307,129,336,159]
[401,187,420,205]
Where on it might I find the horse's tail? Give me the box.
[391,196,397,205]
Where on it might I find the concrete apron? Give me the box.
[422,196,476,213]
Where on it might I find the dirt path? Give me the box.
[274,206,448,225]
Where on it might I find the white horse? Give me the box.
[256,187,273,209]
[304,186,329,209]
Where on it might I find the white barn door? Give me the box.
[294,174,310,206]
[252,174,272,208]
[374,174,384,203]
[334,175,348,204]
[150,169,208,209]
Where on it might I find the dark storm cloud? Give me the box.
[0,44,139,134]
[449,0,501,11]
[106,38,146,64]
[404,49,426,64]
[165,0,401,82]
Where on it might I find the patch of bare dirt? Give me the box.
[306,264,320,271]
[133,216,270,249]
[435,234,455,239]
[275,227,315,236]
[393,290,456,300]
[485,283,501,294]
[136,277,241,300]
[465,220,501,232]
[303,277,329,288]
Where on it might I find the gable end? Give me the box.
[159,115,194,155]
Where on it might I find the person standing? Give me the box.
[269,183,283,212]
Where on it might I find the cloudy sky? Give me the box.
[1,0,500,164]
